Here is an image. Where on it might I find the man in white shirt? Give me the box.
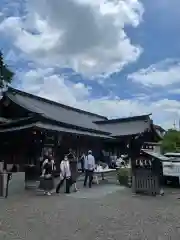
[84,150,95,188]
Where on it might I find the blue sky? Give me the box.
[0,0,180,129]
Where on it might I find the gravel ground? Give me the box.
[1,174,180,240]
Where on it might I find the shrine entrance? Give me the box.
[132,152,161,195]
[129,133,162,196]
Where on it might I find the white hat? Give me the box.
[88,150,92,154]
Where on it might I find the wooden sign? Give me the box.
[135,157,152,168]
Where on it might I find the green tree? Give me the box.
[0,51,14,88]
[161,129,180,153]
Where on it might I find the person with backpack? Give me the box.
[83,150,95,188]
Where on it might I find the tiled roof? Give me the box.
[0,121,113,139]
[3,87,160,137]
[95,115,151,137]
[95,114,151,124]
[154,124,166,132]
[6,87,109,134]
[142,150,170,161]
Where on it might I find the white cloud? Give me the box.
[1,0,179,130]
[19,68,91,106]
[128,59,180,86]
[18,68,180,130]
[0,0,143,77]
[169,88,180,94]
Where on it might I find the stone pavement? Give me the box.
[1,173,180,240]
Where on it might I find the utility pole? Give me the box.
[173,120,176,129]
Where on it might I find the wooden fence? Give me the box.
[132,169,160,195]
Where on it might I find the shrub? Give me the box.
[117,167,131,187]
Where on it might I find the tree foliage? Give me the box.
[0,51,14,88]
[161,129,180,153]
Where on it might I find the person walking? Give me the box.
[69,157,78,192]
[80,152,85,173]
[56,155,72,194]
[84,150,95,188]
[40,155,54,196]
[67,148,78,192]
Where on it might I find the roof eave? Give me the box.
[5,93,111,136]
[38,114,111,135]
[95,114,152,125]
[0,121,114,139]
[7,87,108,120]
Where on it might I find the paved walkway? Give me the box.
[1,173,180,240]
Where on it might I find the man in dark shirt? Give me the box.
[67,149,78,192]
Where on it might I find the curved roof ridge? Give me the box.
[7,86,107,120]
[95,114,152,124]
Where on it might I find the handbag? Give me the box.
[39,175,53,190]
[44,174,52,179]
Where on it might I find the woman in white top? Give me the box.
[56,155,72,194]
